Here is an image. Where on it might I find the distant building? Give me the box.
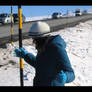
[63,12,75,17]
[83,9,92,14]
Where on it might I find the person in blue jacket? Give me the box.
[14,21,75,86]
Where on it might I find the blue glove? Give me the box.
[59,71,67,84]
[51,70,67,86]
[14,48,28,58]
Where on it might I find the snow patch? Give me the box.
[0,19,92,86]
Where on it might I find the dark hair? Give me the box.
[33,37,46,45]
[33,36,51,52]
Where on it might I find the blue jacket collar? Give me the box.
[49,35,66,48]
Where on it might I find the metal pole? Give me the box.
[18,5,24,86]
[66,8,69,28]
[1,8,4,13]
[11,5,13,46]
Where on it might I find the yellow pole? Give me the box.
[18,5,24,86]
[11,5,14,46]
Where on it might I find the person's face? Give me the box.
[33,37,46,50]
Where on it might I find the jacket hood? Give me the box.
[50,35,66,48]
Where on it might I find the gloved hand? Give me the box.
[51,70,67,86]
[14,47,28,58]
[59,71,67,84]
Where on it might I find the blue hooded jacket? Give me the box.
[24,35,75,86]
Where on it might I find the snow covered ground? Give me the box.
[25,15,52,22]
[25,14,75,22]
[0,20,92,86]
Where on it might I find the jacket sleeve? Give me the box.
[24,53,36,68]
[55,44,75,83]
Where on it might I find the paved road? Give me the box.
[0,14,92,45]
